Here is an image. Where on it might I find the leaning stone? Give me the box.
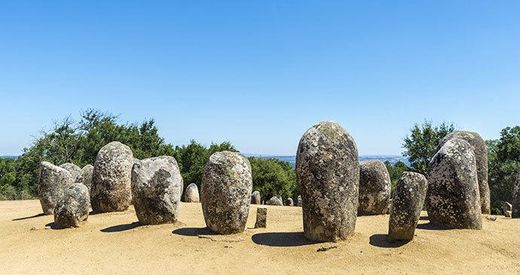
[266,196,283,206]
[184,183,200,203]
[255,207,267,228]
[389,172,428,241]
[201,151,253,234]
[53,183,90,228]
[426,138,482,229]
[91,141,134,213]
[131,156,183,225]
[251,191,261,204]
[297,195,302,207]
[502,201,512,216]
[38,162,74,215]
[512,170,520,218]
[60,163,83,182]
[358,160,391,215]
[81,165,94,191]
[296,121,359,242]
[439,131,490,214]
[285,198,294,206]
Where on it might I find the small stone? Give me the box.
[38,162,74,215]
[131,156,183,225]
[513,170,520,218]
[201,151,253,234]
[502,202,512,215]
[285,198,294,206]
[53,183,90,228]
[81,164,94,191]
[358,160,391,215]
[184,183,200,203]
[60,163,83,182]
[255,207,267,228]
[505,211,512,218]
[297,195,302,207]
[486,215,497,221]
[251,191,261,204]
[266,196,283,206]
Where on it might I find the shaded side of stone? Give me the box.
[54,183,90,228]
[255,207,267,228]
[358,160,391,215]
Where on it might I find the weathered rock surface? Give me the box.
[426,138,482,229]
[512,170,520,218]
[358,160,391,215]
[131,156,183,225]
[266,196,283,206]
[285,198,294,206]
[81,165,94,191]
[184,183,200,203]
[91,141,134,213]
[439,131,490,214]
[502,201,512,216]
[38,162,74,214]
[255,207,267,228]
[251,191,261,204]
[60,163,83,182]
[201,151,253,234]
[297,195,302,207]
[296,121,359,242]
[389,172,428,241]
[53,183,90,228]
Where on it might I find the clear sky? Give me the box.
[1,1,519,156]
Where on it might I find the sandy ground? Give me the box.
[0,200,519,274]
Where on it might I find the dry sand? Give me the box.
[1,200,519,274]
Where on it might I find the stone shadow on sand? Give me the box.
[252,232,321,247]
[416,222,449,230]
[12,213,47,221]
[369,234,409,248]
[172,227,217,236]
[101,222,141,232]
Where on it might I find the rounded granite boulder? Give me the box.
[266,196,283,206]
[296,121,360,242]
[251,191,261,204]
[81,164,94,191]
[427,138,482,229]
[131,156,183,225]
[184,183,200,203]
[91,141,134,213]
[439,131,490,214]
[389,172,428,241]
[201,151,253,234]
[53,183,90,228]
[38,162,74,215]
[59,163,83,182]
[358,160,391,215]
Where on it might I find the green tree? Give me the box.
[385,160,409,189]
[402,121,456,174]
[248,157,296,201]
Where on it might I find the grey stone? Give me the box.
[426,138,482,229]
[296,121,360,242]
[297,195,302,207]
[502,201,512,216]
[60,163,83,182]
[91,141,134,213]
[53,183,90,228]
[389,172,428,241]
[81,165,94,191]
[285,198,294,206]
[255,207,267,228]
[38,162,74,215]
[439,131,490,214]
[184,183,200,203]
[266,196,283,206]
[513,170,520,218]
[358,160,391,215]
[505,210,512,218]
[131,156,183,225]
[251,191,261,204]
[201,151,253,234]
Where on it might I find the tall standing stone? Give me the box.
[201,151,253,234]
[184,183,200,203]
[296,121,359,242]
[131,156,183,225]
[54,183,90,228]
[251,191,261,204]
[91,141,134,213]
[512,170,520,218]
[358,160,391,215]
[60,163,82,182]
[81,164,94,191]
[439,131,490,214]
[389,172,428,241]
[427,138,482,229]
[38,162,74,214]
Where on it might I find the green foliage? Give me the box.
[248,157,296,200]
[384,160,409,189]
[487,127,520,214]
[402,121,456,174]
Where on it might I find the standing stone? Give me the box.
[38,162,74,215]
[426,138,482,229]
[53,183,90,228]
[389,172,428,241]
[512,170,520,218]
[266,196,283,206]
[131,156,183,225]
[91,141,134,213]
[297,195,302,207]
[251,191,261,204]
[285,198,294,206]
[358,160,391,215]
[60,163,83,182]
[81,165,94,191]
[439,131,490,214]
[255,207,267,228]
[296,121,359,242]
[201,151,253,234]
[502,202,512,216]
[184,183,200,203]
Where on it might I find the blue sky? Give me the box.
[1,1,519,156]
